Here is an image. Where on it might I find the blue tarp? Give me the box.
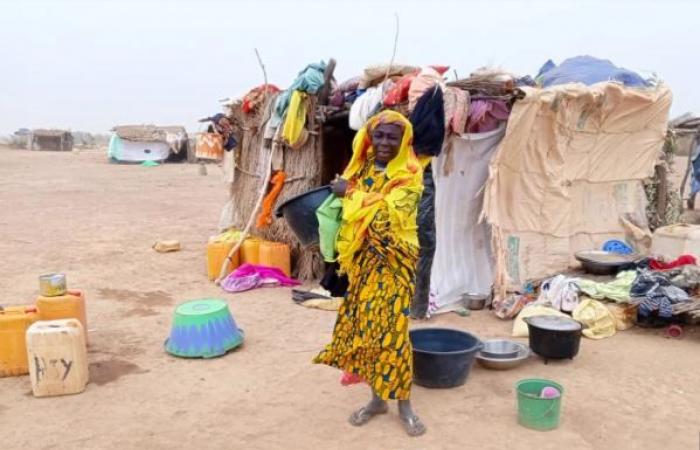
[536,56,650,88]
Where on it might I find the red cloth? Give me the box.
[242,84,281,114]
[649,254,697,270]
[429,65,450,75]
[383,72,418,106]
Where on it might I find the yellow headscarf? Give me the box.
[336,110,424,272]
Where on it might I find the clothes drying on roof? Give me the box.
[242,84,281,114]
[408,67,446,112]
[282,91,309,149]
[442,87,469,134]
[383,72,417,107]
[329,76,362,107]
[348,83,388,130]
[466,98,510,133]
[409,86,445,159]
[267,61,327,138]
[536,55,650,88]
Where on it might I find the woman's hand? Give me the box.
[331,175,348,197]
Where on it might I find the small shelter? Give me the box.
[29,129,73,151]
[217,57,673,315]
[669,113,700,156]
[219,60,355,280]
[108,125,188,163]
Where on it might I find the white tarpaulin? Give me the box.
[483,83,672,295]
[430,124,506,313]
[107,135,171,162]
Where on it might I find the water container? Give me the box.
[207,238,241,281]
[26,319,88,397]
[651,224,700,260]
[0,305,39,377]
[240,238,262,265]
[36,290,88,342]
[259,241,291,276]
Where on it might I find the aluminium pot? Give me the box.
[524,315,582,363]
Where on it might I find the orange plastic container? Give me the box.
[0,305,39,377]
[36,290,88,342]
[241,238,262,265]
[259,241,291,276]
[207,238,241,281]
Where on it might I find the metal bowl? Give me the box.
[462,293,489,310]
[480,339,522,359]
[476,342,530,370]
[574,250,638,275]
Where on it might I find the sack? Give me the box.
[316,194,343,262]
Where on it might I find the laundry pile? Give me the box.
[505,250,699,340]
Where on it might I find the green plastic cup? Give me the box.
[515,378,564,431]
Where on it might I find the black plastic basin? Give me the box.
[410,328,483,389]
[274,185,332,246]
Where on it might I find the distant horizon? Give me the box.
[1,0,698,134]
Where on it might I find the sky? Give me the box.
[0,0,698,134]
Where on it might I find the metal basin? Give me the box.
[476,342,530,370]
[480,339,522,359]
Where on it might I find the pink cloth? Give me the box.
[466,99,510,133]
[340,371,364,386]
[221,263,300,293]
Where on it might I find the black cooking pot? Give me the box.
[524,315,582,363]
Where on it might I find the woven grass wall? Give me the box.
[224,95,325,281]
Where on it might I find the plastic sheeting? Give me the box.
[430,125,506,313]
[484,83,672,293]
[107,135,171,162]
[537,56,650,88]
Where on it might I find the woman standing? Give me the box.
[314,110,426,436]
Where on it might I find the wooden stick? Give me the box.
[255,48,269,89]
[680,134,696,203]
[216,49,273,284]
[216,145,275,284]
[382,13,400,85]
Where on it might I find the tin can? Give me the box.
[39,273,67,297]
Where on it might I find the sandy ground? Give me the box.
[1,147,699,450]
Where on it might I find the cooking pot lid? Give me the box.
[526,315,582,331]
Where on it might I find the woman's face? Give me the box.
[371,123,403,164]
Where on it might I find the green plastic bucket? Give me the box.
[515,378,564,431]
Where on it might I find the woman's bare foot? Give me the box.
[348,396,388,426]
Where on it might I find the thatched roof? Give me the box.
[32,129,71,137]
[112,125,187,142]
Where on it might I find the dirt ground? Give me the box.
[1,148,699,450]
